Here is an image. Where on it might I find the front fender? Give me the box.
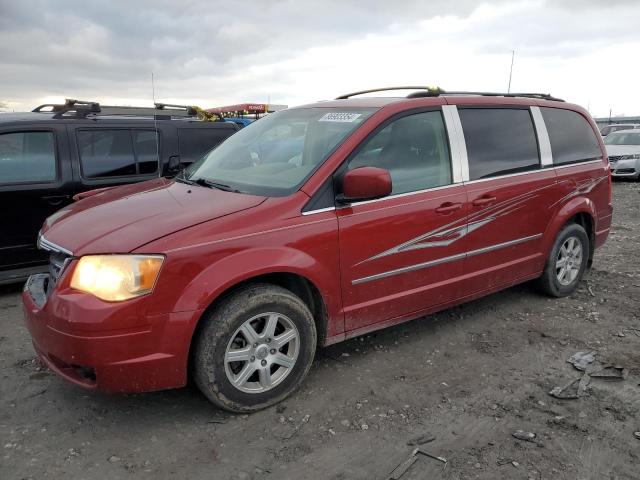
[165,246,343,342]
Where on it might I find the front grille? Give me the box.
[47,252,71,295]
[609,155,622,162]
[37,232,73,296]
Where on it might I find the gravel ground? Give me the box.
[1,181,639,480]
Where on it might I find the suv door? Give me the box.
[336,109,469,332]
[70,126,162,192]
[177,124,238,168]
[454,105,558,291]
[0,126,72,273]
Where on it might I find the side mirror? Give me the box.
[168,155,184,173]
[337,167,392,204]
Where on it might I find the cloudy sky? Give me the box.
[1,0,639,118]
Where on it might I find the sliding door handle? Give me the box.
[472,196,497,207]
[435,202,463,214]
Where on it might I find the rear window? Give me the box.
[459,108,540,180]
[0,131,57,184]
[541,108,601,165]
[178,128,234,164]
[77,129,159,178]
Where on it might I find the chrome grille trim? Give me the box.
[37,232,73,256]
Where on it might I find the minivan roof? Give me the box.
[294,95,579,111]
[293,87,572,111]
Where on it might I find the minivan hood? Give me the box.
[41,178,266,255]
[605,145,640,156]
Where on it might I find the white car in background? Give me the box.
[600,123,640,137]
[605,129,640,179]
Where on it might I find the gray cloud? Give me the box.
[1,0,639,114]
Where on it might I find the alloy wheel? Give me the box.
[556,236,583,286]
[224,312,300,393]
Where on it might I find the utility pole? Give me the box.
[507,50,515,93]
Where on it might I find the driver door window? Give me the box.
[348,111,452,195]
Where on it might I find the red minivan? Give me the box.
[23,88,613,412]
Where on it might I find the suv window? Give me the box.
[459,108,540,180]
[133,130,160,174]
[541,108,601,165]
[348,111,452,194]
[0,131,57,184]
[178,128,232,164]
[77,129,159,178]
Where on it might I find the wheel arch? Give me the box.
[544,197,597,266]
[177,246,337,371]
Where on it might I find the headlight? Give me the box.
[70,255,164,301]
[620,154,640,160]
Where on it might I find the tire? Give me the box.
[537,223,590,297]
[193,283,317,412]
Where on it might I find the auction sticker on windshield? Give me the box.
[318,112,363,122]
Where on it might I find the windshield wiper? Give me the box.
[192,178,242,193]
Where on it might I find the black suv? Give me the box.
[0,100,238,284]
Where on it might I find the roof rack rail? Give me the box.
[32,99,203,119]
[336,86,444,99]
[336,87,564,102]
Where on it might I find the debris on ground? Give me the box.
[589,365,628,380]
[512,430,536,443]
[549,375,590,399]
[550,351,628,399]
[567,351,597,371]
[406,432,436,446]
[387,448,447,479]
[634,432,640,440]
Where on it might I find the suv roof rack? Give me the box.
[336,86,565,102]
[32,99,202,119]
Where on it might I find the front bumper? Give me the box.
[610,158,640,177]
[22,274,201,393]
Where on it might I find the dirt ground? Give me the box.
[1,181,639,480]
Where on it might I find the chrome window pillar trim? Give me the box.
[301,206,336,216]
[462,168,547,185]
[553,159,603,170]
[531,106,553,167]
[351,233,542,285]
[442,105,468,183]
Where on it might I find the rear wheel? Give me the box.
[537,223,589,297]
[193,283,317,412]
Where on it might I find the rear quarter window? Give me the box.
[541,108,601,165]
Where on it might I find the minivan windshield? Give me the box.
[604,131,640,146]
[183,107,376,196]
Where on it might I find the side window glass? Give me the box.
[348,111,452,195]
[459,108,540,180]
[133,130,159,174]
[78,130,136,178]
[541,108,601,165]
[178,128,230,164]
[0,131,57,184]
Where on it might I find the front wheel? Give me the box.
[193,284,317,412]
[537,223,590,297]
